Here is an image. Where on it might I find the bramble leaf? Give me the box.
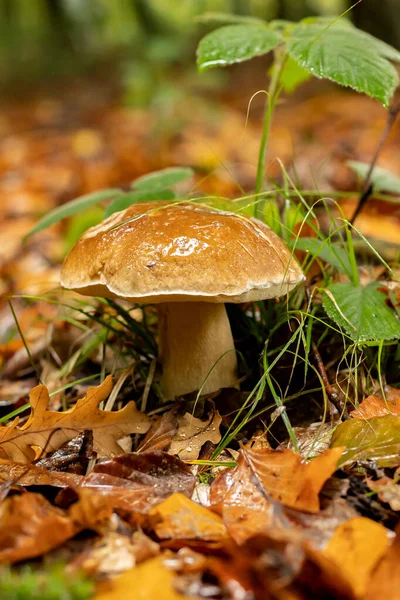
[347,160,400,196]
[197,24,282,71]
[132,166,194,192]
[287,22,399,106]
[322,282,400,342]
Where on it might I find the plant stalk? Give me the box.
[255,47,287,202]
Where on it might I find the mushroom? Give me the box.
[61,202,304,399]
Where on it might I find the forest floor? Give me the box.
[1,73,400,599]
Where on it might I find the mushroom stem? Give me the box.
[157,302,238,400]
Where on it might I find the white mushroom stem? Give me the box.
[157,302,238,400]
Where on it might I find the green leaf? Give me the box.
[197,24,282,71]
[347,160,400,195]
[322,282,400,342]
[24,188,122,240]
[293,237,352,276]
[276,55,311,93]
[286,22,399,106]
[195,12,266,26]
[104,189,175,218]
[132,167,194,192]
[331,415,400,466]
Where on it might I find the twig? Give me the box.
[351,96,400,225]
[311,341,349,419]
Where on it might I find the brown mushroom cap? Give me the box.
[61,202,304,302]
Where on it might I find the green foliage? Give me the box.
[275,55,311,93]
[347,160,400,196]
[132,166,194,191]
[104,189,176,219]
[0,564,94,600]
[286,21,400,107]
[322,282,400,342]
[197,15,400,105]
[197,24,282,71]
[293,237,353,277]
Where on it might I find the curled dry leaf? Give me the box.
[137,410,178,453]
[322,517,390,599]
[169,410,222,461]
[148,493,227,542]
[72,531,160,577]
[0,490,113,564]
[367,475,400,511]
[95,555,200,600]
[82,451,196,519]
[0,376,150,463]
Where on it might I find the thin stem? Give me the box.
[351,98,400,225]
[255,47,287,202]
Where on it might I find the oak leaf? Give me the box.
[169,410,222,460]
[0,376,150,463]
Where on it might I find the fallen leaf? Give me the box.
[137,410,178,453]
[242,447,343,512]
[331,415,400,466]
[367,475,400,511]
[0,490,113,564]
[0,376,150,463]
[322,517,390,598]
[95,555,200,600]
[82,451,196,519]
[365,525,400,600]
[148,493,227,542]
[72,531,159,577]
[0,458,82,488]
[169,410,222,460]
[350,387,400,419]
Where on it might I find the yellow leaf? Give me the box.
[0,376,150,463]
[148,493,227,541]
[95,555,200,600]
[323,517,390,598]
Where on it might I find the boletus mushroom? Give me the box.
[61,202,304,399]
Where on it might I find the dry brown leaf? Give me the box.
[350,387,400,419]
[0,458,82,488]
[148,493,227,542]
[169,410,222,460]
[82,451,196,519]
[322,517,390,598]
[243,446,343,512]
[0,376,150,463]
[0,490,113,564]
[72,531,159,576]
[95,555,200,600]
[137,410,178,453]
[367,475,400,511]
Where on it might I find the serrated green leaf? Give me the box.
[197,24,282,71]
[276,55,311,93]
[347,160,400,196]
[133,167,194,192]
[24,188,122,240]
[293,237,352,276]
[331,415,400,466]
[286,22,399,106]
[104,189,176,218]
[323,282,400,341]
[195,12,266,26]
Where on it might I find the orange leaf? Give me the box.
[322,517,390,598]
[0,376,150,463]
[365,526,400,600]
[148,493,227,542]
[243,446,343,512]
[351,387,400,419]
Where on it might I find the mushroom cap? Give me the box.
[61,202,304,303]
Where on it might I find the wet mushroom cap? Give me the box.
[61,201,304,301]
